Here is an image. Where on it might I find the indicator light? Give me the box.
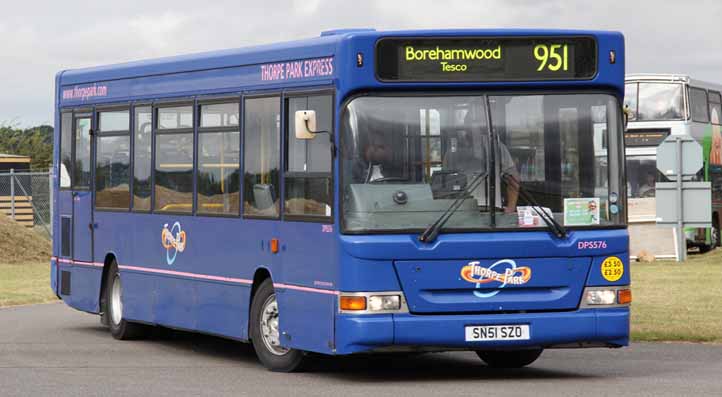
[340,296,367,311]
[618,288,632,305]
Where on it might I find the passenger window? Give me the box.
[158,106,193,129]
[198,102,240,215]
[709,91,721,125]
[96,137,130,209]
[155,105,194,213]
[285,94,333,219]
[60,113,73,188]
[689,87,709,123]
[99,111,130,132]
[243,97,280,218]
[73,117,92,188]
[95,110,131,209]
[200,102,240,127]
[133,107,152,211]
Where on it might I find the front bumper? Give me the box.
[335,307,629,354]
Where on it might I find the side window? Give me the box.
[154,105,194,213]
[73,117,92,188]
[285,94,333,219]
[243,96,280,218]
[197,102,240,215]
[689,87,709,123]
[60,112,73,188]
[709,91,721,125]
[95,110,131,209]
[133,107,152,211]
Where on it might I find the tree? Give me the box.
[0,125,53,170]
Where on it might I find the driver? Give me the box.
[351,129,398,183]
[638,172,656,197]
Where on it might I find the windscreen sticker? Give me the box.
[601,256,624,282]
[517,206,553,227]
[563,198,600,226]
[460,260,532,298]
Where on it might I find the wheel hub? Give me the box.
[110,274,123,326]
[259,295,288,356]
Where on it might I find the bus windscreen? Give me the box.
[376,37,597,82]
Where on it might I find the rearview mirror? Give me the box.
[623,105,630,130]
[294,110,317,140]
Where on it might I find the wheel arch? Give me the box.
[98,252,119,323]
[248,267,273,338]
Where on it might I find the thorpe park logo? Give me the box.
[460,259,532,298]
[161,222,187,265]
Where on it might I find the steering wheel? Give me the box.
[641,189,655,198]
[367,176,408,184]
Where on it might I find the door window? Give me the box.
[73,117,92,188]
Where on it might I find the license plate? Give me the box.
[465,324,530,341]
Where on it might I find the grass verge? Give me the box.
[631,249,722,343]
[0,262,57,307]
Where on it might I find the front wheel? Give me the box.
[250,279,308,372]
[476,348,543,368]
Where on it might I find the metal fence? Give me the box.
[0,169,52,237]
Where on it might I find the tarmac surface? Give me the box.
[1,302,721,396]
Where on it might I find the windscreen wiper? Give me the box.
[419,171,489,243]
[501,173,567,239]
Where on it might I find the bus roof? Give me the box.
[57,28,625,106]
[60,28,620,84]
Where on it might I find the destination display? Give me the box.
[624,129,670,147]
[376,37,597,82]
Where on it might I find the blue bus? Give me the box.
[52,28,631,372]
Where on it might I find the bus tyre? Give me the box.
[712,219,721,248]
[104,261,145,340]
[476,348,543,368]
[250,279,308,372]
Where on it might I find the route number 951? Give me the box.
[534,44,569,72]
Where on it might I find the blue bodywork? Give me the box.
[52,28,629,355]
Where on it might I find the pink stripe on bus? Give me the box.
[53,257,103,267]
[118,265,253,285]
[274,283,340,295]
[53,257,339,295]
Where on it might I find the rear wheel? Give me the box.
[476,348,543,368]
[104,261,145,340]
[712,218,721,248]
[250,279,308,372]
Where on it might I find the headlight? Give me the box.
[580,286,631,308]
[586,289,616,305]
[368,295,401,311]
[339,292,407,313]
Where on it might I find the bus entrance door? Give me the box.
[71,115,94,266]
[62,114,96,312]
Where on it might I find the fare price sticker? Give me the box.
[601,256,624,282]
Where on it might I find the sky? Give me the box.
[0,0,720,127]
